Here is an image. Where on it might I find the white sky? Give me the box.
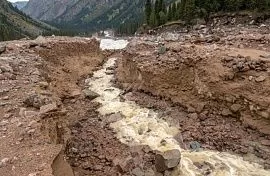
[7,0,28,2]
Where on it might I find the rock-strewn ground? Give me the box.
[1,14,270,176]
[0,36,160,176]
[0,37,118,176]
[116,20,270,169]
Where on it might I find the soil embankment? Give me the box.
[116,24,270,169]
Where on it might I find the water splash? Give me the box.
[100,39,129,50]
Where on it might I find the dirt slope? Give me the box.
[0,37,104,176]
[116,25,270,168]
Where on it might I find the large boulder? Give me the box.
[83,89,99,100]
[155,149,181,172]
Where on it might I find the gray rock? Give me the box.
[70,89,81,98]
[195,103,205,113]
[0,158,9,168]
[23,94,47,108]
[163,33,179,42]
[230,104,242,113]
[255,76,266,82]
[158,46,166,55]
[0,64,13,73]
[106,113,123,123]
[113,156,133,172]
[39,102,58,115]
[164,170,173,176]
[260,111,269,119]
[132,167,144,176]
[31,69,41,76]
[27,129,36,134]
[93,165,103,171]
[260,54,270,59]
[24,111,39,118]
[83,89,99,100]
[28,120,37,127]
[105,70,114,75]
[155,149,181,172]
[221,108,232,116]
[28,173,38,176]
[187,106,196,113]
[188,113,198,119]
[190,141,201,152]
[261,140,270,146]
[144,169,155,176]
[39,81,49,89]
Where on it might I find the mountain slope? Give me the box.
[57,0,145,31]
[23,0,79,21]
[12,1,28,10]
[22,0,176,32]
[0,0,56,41]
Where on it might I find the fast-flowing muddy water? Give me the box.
[87,39,270,176]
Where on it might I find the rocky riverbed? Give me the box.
[1,17,270,176]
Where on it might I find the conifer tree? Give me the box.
[155,0,160,25]
[159,0,163,13]
[149,11,157,27]
[179,0,186,19]
[184,0,196,22]
[172,2,177,20]
[159,11,167,25]
[168,4,173,21]
[162,1,167,14]
[145,0,152,25]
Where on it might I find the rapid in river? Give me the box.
[87,39,270,176]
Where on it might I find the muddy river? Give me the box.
[87,39,270,176]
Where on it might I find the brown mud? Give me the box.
[115,31,270,169]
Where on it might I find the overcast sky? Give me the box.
[7,0,28,2]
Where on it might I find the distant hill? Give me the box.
[22,0,176,33]
[12,1,28,10]
[0,0,56,41]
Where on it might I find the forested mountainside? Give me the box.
[22,0,176,33]
[19,0,270,36]
[0,0,56,41]
[143,0,270,28]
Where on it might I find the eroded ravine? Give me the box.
[88,39,270,176]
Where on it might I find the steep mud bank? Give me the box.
[89,56,270,175]
[35,39,108,175]
[116,41,270,170]
[52,151,74,176]
[0,37,106,176]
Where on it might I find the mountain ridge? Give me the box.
[0,0,56,41]
[12,1,28,10]
[22,0,176,32]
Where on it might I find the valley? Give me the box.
[22,0,145,32]
[0,0,56,41]
[1,0,270,176]
[1,12,270,175]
